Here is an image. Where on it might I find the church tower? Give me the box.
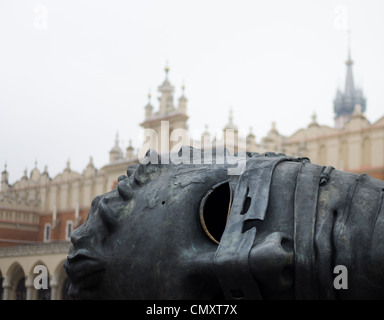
[140,65,189,154]
[334,33,367,129]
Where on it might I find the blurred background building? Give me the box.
[0,47,383,299]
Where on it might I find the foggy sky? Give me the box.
[1,0,383,184]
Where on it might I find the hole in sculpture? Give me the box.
[240,194,251,215]
[199,181,232,245]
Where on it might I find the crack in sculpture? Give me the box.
[64,147,384,299]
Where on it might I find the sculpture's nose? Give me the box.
[70,224,88,247]
[71,194,107,247]
[250,232,294,294]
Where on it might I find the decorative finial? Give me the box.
[66,158,71,170]
[34,159,38,168]
[229,107,234,124]
[4,162,7,172]
[181,81,185,95]
[24,167,28,177]
[87,156,94,169]
[148,89,151,102]
[247,126,255,140]
[115,132,120,146]
[165,61,170,79]
[224,107,238,131]
[311,111,317,123]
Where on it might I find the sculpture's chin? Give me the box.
[64,251,106,300]
[67,281,104,300]
[65,267,105,299]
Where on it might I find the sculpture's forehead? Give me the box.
[136,161,227,182]
[171,164,216,187]
[133,162,229,210]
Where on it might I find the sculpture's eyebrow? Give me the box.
[126,164,139,177]
[117,178,134,201]
[133,163,161,186]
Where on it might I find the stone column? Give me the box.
[25,275,34,300]
[2,277,11,300]
[50,274,58,300]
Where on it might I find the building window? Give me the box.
[44,223,51,242]
[66,220,73,241]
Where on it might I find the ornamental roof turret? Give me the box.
[333,33,367,120]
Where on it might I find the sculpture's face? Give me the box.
[64,152,231,299]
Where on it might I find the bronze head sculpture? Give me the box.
[64,147,384,299]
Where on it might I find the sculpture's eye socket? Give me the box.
[199,181,232,244]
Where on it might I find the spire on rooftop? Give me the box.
[224,107,238,131]
[333,30,367,128]
[109,132,123,162]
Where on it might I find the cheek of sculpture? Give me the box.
[92,165,229,300]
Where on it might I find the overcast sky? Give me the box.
[1,0,383,184]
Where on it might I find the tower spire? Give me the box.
[333,30,367,129]
[347,29,352,62]
[1,162,9,191]
[157,62,175,114]
[224,107,238,131]
[109,131,123,162]
[344,29,354,98]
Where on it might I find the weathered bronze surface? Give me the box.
[64,147,384,299]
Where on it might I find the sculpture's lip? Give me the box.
[64,249,106,298]
[65,251,105,280]
[66,248,99,263]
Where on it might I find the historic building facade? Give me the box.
[0,51,383,299]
